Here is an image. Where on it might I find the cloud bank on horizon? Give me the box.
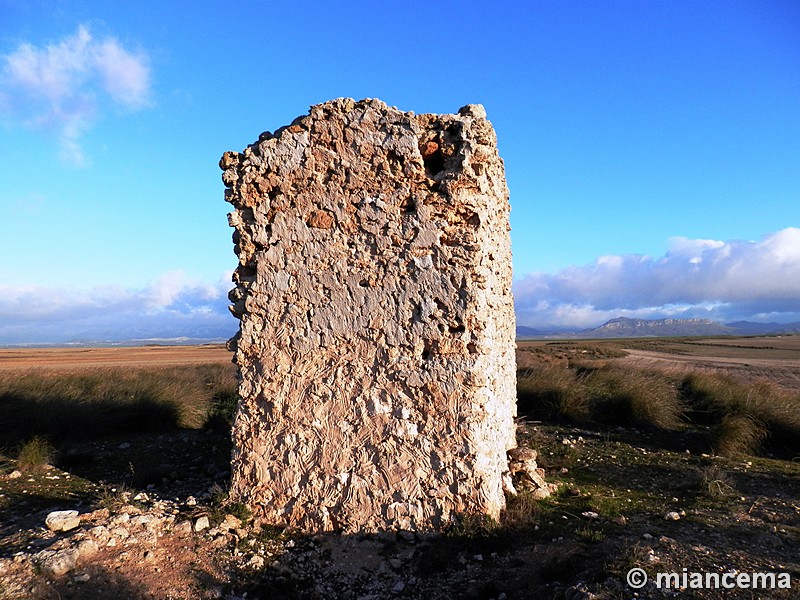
[514,227,800,329]
[0,272,233,345]
[1,228,797,344]
[0,24,151,166]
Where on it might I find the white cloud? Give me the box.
[514,228,800,329]
[1,24,152,165]
[0,273,235,344]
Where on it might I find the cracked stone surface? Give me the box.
[221,98,516,533]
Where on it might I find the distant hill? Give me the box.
[516,325,557,339]
[584,317,733,338]
[516,318,800,339]
[725,321,800,335]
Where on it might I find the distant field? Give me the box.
[0,344,232,371]
[517,335,800,393]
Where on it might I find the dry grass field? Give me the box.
[518,335,800,393]
[0,338,798,599]
[0,344,231,371]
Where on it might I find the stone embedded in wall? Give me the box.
[221,98,517,533]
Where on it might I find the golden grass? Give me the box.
[0,363,237,448]
[518,358,800,455]
[517,362,682,430]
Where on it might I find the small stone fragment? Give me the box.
[45,510,81,532]
[307,209,334,229]
[173,521,193,535]
[194,516,210,532]
[246,554,265,569]
[39,548,79,577]
[221,514,242,531]
[76,539,98,560]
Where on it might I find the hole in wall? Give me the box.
[400,196,417,215]
[421,339,434,361]
[423,151,444,176]
[420,139,445,177]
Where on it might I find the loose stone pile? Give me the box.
[221,98,518,532]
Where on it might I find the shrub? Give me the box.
[16,436,54,473]
[696,464,737,499]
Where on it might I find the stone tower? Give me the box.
[221,98,516,532]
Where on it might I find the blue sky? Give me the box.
[1,1,798,343]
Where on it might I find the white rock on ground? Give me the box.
[45,510,81,532]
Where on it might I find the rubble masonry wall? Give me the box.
[220,98,516,532]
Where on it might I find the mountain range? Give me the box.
[517,317,800,339]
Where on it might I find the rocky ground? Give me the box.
[1,423,799,599]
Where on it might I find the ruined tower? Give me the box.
[221,98,516,532]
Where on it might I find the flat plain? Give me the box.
[1,336,798,599]
[0,344,231,370]
[518,335,800,393]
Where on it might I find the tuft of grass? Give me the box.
[517,364,590,422]
[501,490,542,529]
[606,542,653,579]
[517,363,682,431]
[519,361,799,456]
[446,512,498,539]
[575,524,605,543]
[681,372,800,455]
[586,494,626,518]
[585,366,683,430]
[696,464,737,500]
[97,484,135,510]
[713,414,768,457]
[16,435,54,473]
